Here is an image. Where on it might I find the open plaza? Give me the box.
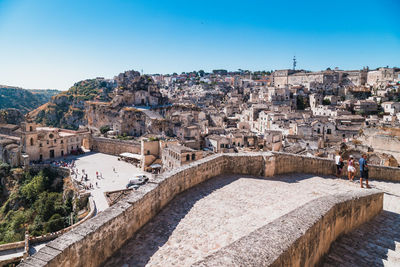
[66,152,149,212]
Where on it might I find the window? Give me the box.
[39,143,42,147]
[54,139,57,143]
[29,126,33,132]
[47,140,49,145]
[147,150,150,155]
[192,154,195,160]
[49,133,54,139]
[186,154,190,161]
[317,128,321,134]
[220,144,224,148]
[327,129,332,135]
[30,138,34,146]
[61,150,64,156]
[61,140,63,144]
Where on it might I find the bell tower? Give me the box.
[21,122,39,160]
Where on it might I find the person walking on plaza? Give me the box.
[359,154,371,189]
[335,152,343,177]
[347,155,356,181]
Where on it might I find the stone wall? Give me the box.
[89,137,140,156]
[269,152,400,182]
[20,152,397,267]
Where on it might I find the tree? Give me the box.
[21,173,46,203]
[322,99,331,105]
[34,192,64,221]
[45,214,65,233]
[297,95,308,110]
[100,125,111,134]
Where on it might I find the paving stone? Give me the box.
[323,180,400,267]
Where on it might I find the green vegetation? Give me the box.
[67,79,112,101]
[115,133,134,140]
[100,125,111,134]
[0,166,74,244]
[322,99,331,105]
[0,87,60,114]
[297,95,309,110]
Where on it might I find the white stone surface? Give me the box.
[71,152,148,212]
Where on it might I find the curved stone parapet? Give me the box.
[193,190,383,267]
[18,152,396,267]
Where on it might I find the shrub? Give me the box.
[45,214,65,233]
[100,125,111,134]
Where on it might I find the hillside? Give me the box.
[29,78,115,130]
[0,86,60,114]
[0,165,74,243]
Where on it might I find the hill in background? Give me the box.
[0,86,60,114]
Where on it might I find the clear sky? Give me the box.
[0,0,399,90]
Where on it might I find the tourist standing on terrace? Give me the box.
[359,154,370,189]
[348,155,356,181]
[335,152,343,177]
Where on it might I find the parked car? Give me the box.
[126,175,149,189]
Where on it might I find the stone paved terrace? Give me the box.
[103,174,370,267]
[323,179,400,267]
[69,152,148,211]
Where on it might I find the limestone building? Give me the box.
[21,122,89,162]
[161,144,203,171]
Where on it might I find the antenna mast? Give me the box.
[293,56,297,71]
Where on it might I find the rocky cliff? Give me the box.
[29,70,167,130]
[28,78,115,130]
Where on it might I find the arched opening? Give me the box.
[30,138,34,146]
[186,154,190,161]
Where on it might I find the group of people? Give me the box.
[335,153,371,189]
[50,159,75,168]
[71,167,103,191]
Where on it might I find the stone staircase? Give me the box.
[323,181,400,267]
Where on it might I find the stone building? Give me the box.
[205,135,232,153]
[161,144,203,171]
[367,67,397,86]
[382,101,400,115]
[353,100,378,114]
[21,122,89,162]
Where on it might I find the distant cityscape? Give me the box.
[1,65,400,169]
[1,65,400,265]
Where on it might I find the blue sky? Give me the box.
[0,0,399,90]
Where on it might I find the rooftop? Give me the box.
[165,144,195,153]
